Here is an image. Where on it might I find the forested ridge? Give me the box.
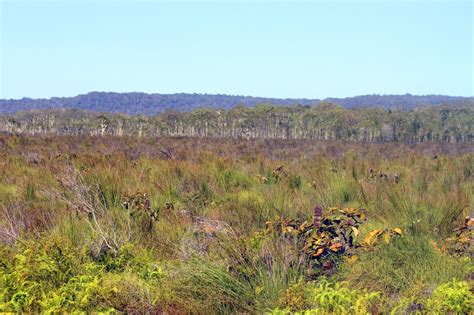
[1,102,473,143]
[0,92,471,115]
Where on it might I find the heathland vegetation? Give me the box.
[0,134,472,313]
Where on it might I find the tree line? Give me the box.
[0,103,473,143]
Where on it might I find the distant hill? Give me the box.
[325,94,472,110]
[0,92,472,115]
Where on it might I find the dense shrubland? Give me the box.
[0,134,472,313]
[1,102,473,142]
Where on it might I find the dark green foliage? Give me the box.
[1,92,471,115]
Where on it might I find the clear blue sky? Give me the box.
[1,0,472,99]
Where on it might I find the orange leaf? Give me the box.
[204,226,216,234]
[313,248,324,257]
[329,242,343,252]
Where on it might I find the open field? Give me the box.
[0,134,472,313]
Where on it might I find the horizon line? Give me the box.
[1,91,473,102]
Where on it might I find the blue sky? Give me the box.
[1,0,472,99]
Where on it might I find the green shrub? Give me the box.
[38,272,103,313]
[0,238,168,313]
[274,278,382,314]
[0,237,79,312]
[425,279,473,314]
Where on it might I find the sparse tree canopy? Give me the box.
[1,103,472,143]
